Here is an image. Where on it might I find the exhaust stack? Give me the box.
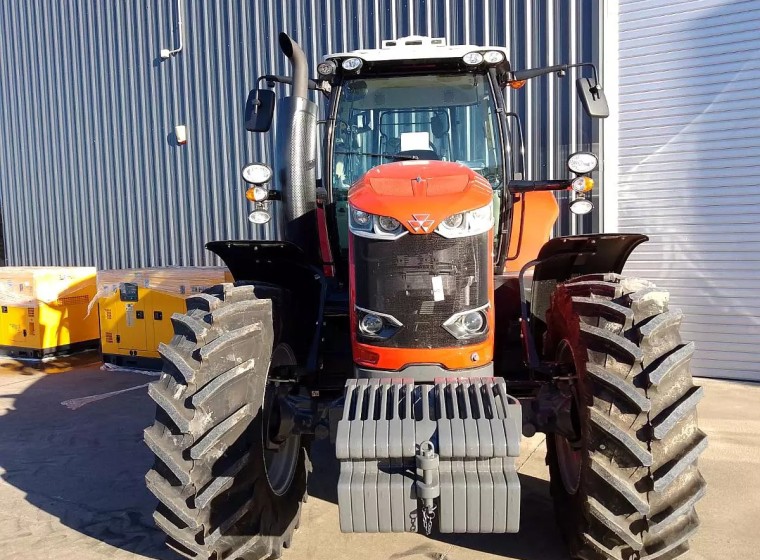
[279,33,309,99]
[276,32,318,256]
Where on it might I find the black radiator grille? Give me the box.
[353,232,490,348]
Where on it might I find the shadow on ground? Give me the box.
[0,360,566,560]
[0,359,178,559]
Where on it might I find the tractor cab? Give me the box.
[320,37,512,258]
[230,33,610,383]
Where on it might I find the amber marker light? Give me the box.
[245,186,269,202]
[571,176,594,193]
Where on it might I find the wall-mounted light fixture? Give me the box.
[160,0,184,60]
[174,125,188,145]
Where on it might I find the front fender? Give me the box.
[532,233,648,283]
[207,240,325,373]
[528,234,648,364]
[207,240,321,284]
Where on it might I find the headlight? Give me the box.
[436,202,493,238]
[462,311,484,332]
[341,57,363,71]
[567,152,598,174]
[462,52,484,65]
[348,206,408,240]
[241,163,272,184]
[442,304,489,340]
[570,197,594,215]
[359,314,384,335]
[377,216,401,233]
[483,50,505,64]
[351,209,371,227]
[248,209,271,224]
[355,306,402,340]
[443,213,464,229]
[317,60,337,76]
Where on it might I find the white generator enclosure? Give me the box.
[616,0,760,381]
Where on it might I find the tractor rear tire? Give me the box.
[544,274,706,560]
[144,283,307,560]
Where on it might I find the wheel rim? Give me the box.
[264,429,300,496]
[555,431,582,495]
[555,340,582,495]
[263,345,301,497]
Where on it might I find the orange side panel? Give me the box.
[503,191,560,273]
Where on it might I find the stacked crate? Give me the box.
[97,267,230,370]
[0,267,99,359]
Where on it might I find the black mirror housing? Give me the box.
[576,77,609,118]
[245,89,276,132]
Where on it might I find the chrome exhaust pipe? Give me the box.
[279,32,309,99]
[276,32,317,256]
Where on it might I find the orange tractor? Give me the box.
[145,33,706,560]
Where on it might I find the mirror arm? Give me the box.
[509,179,572,193]
[510,62,599,86]
[510,63,568,81]
[257,74,324,92]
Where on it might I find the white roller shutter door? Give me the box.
[617,0,760,381]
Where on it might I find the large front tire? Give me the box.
[545,274,706,560]
[144,283,307,560]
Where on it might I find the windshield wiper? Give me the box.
[334,150,418,161]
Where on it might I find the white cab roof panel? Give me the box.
[324,35,509,62]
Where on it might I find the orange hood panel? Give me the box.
[348,161,493,233]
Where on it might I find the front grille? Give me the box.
[353,232,490,348]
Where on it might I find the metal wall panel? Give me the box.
[618,0,760,381]
[0,0,601,269]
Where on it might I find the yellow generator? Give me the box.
[0,267,99,359]
[97,267,230,369]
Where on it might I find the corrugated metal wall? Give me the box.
[618,0,760,381]
[0,0,602,269]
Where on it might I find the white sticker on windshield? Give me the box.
[432,276,444,302]
[400,131,430,151]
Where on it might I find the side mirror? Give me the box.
[244,89,276,132]
[576,77,609,119]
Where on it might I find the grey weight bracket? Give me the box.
[335,377,522,534]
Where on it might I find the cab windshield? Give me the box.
[330,73,505,195]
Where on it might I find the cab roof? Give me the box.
[324,35,509,64]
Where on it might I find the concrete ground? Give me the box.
[0,355,756,560]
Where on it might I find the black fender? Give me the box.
[528,233,648,364]
[206,240,325,374]
[532,233,648,283]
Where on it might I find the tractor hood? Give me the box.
[348,160,493,233]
